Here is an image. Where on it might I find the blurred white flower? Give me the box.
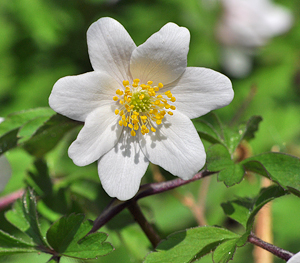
[49,17,233,200]
[0,117,12,193]
[217,0,293,78]
[287,251,300,263]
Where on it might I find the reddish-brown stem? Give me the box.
[128,201,161,248]
[248,234,294,261]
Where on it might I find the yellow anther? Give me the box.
[113,79,173,137]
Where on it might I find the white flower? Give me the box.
[217,0,293,77]
[0,118,12,193]
[49,17,233,200]
[287,252,300,263]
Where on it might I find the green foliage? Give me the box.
[242,153,300,196]
[144,226,239,263]
[46,214,113,259]
[206,144,244,186]
[0,109,80,157]
[0,190,114,262]
[221,185,287,232]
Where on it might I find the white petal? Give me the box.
[68,105,122,166]
[87,17,136,84]
[49,71,120,122]
[166,67,234,119]
[98,129,149,200]
[0,155,12,192]
[287,252,300,263]
[140,111,205,180]
[130,22,190,86]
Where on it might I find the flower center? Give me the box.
[113,79,176,136]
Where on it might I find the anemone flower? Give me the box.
[217,0,293,78]
[49,17,234,200]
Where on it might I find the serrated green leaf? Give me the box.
[23,114,80,157]
[221,185,287,235]
[0,230,37,255]
[207,144,245,186]
[5,190,47,246]
[242,152,300,196]
[213,238,238,263]
[144,226,239,263]
[46,214,113,259]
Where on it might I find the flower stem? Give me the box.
[128,201,161,248]
[248,233,294,261]
[89,170,214,234]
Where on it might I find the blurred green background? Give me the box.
[0,0,300,262]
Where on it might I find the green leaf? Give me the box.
[0,108,54,154]
[221,185,287,234]
[207,144,245,186]
[246,185,287,231]
[223,116,262,155]
[23,114,80,157]
[46,214,113,259]
[221,198,252,229]
[25,159,53,198]
[193,119,223,144]
[5,189,47,246]
[213,238,238,263]
[242,152,300,196]
[0,230,37,255]
[144,226,239,263]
